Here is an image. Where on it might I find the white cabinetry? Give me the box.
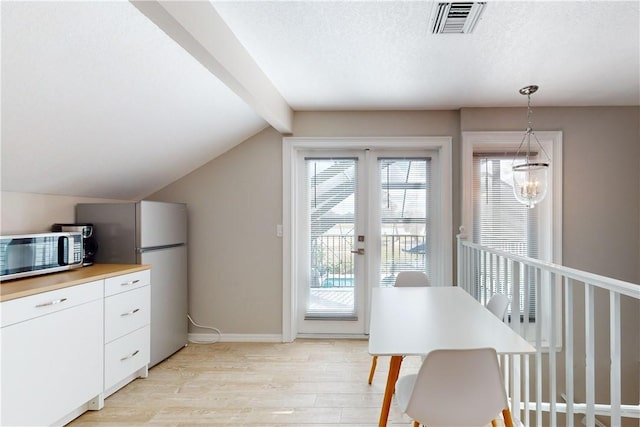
[0,266,152,426]
[0,280,104,426]
[103,270,151,397]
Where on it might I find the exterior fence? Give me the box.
[311,234,426,287]
[457,232,640,427]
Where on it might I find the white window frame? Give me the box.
[283,137,452,342]
[461,131,563,347]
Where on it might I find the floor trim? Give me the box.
[188,333,282,343]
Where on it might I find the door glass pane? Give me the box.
[306,158,357,317]
[379,158,430,287]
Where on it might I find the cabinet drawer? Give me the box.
[104,325,150,391]
[104,270,150,297]
[105,286,150,343]
[1,280,103,328]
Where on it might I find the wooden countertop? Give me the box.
[0,264,151,302]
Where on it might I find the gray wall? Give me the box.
[150,110,462,334]
[0,192,129,234]
[150,106,639,418]
[461,106,640,418]
[149,127,284,335]
[3,106,638,417]
[150,107,639,336]
[461,107,640,283]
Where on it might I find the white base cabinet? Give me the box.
[0,268,151,426]
[103,270,151,397]
[0,280,104,427]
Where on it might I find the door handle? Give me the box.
[351,249,365,255]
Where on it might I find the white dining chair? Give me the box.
[394,271,430,287]
[368,271,430,385]
[486,292,509,322]
[395,347,514,427]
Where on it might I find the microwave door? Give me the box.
[3,238,36,276]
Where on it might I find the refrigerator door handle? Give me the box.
[137,243,185,253]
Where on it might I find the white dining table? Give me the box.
[368,286,535,427]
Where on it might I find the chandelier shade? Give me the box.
[512,160,549,208]
[512,85,550,208]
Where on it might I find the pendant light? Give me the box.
[512,85,550,208]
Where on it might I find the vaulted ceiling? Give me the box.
[2,1,638,200]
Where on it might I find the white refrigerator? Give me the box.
[76,200,188,367]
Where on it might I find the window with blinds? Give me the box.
[472,154,537,320]
[379,158,431,286]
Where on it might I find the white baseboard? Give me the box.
[296,333,369,339]
[188,333,282,343]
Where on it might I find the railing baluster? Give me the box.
[610,290,621,426]
[456,233,463,288]
[585,284,596,427]
[524,353,530,427]
[535,267,543,427]
[565,278,574,427]
[512,261,521,336]
[483,250,488,303]
[467,245,472,293]
[523,263,530,342]
[455,236,639,427]
[511,353,521,422]
[468,245,474,294]
[476,248,481,299]
[510,260,521,422]
[489,254,498,295]
[549,272,557,427]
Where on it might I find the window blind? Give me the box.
[305,158,357,315]
[472,155,537,319]
[379,158,431,285]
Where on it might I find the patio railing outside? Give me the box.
[311,234,426,288]
[457,231,640,427]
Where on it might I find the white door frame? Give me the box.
[282,137,452,342]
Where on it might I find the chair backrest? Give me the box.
[399,348,509,426]
[394,271,430,287]
[486,292,509,321]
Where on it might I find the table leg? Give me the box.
[378,355,403,427]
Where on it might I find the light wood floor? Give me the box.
[68,339,422,426]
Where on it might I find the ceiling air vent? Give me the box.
[431,2,486,34]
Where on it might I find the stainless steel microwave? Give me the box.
[0,232,83,281]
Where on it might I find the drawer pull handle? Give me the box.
[35,298,68,308]
[120,350,140,361]
[121,279,140,286]
[120,308,141,317]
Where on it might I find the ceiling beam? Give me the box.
[131,0,293,134]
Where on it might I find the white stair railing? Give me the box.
[457,232,640,427]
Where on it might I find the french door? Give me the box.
[295,148,435,335]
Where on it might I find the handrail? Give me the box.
[457,232,639,427]
[458,234,640,298]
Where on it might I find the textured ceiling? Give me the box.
[1,1,267,199]
[1,1,639,201]
[214,1,640,109]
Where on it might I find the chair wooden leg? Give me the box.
[368,355,378,384]
[502,408,514,427]
[412,421,420,427]
[491,419,498,427]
